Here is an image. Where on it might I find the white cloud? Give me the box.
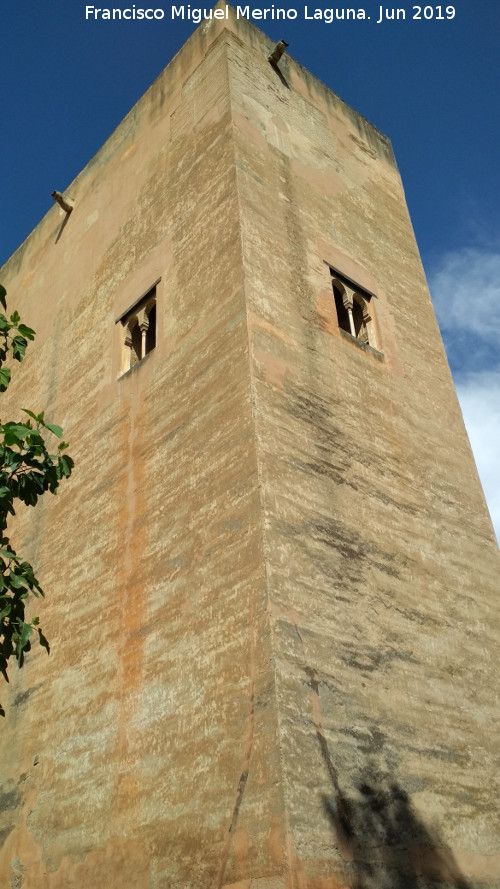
[455,372,500,545]
[427,248,500,544]
[429,247,500,348]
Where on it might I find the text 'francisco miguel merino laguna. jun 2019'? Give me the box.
[84,5,457,23]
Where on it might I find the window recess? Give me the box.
[116,281,158,374]
[326,264,382,355]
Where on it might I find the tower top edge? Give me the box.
[1,1,394,275]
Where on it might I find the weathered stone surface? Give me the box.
[0,6,498,888]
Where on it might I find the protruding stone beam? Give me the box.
[52,191,74,214]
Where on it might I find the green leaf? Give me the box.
[0,368,11,392]
[11,336,28,362]
[0,289,72,693]
[59,454,74,478]
[45,423,63,438]
[17,324,35,341]
[16,623,33,665]
[22,409,42,423]
[7,573,25,590]
[1,424,31,446]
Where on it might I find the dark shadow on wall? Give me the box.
[317,734,471,888]
[54,211,72,244]
[268,60,290,89]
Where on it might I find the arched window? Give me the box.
[329,268,377,350]
[117,281,159,374]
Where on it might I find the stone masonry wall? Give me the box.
[226,18,499,889]
[0,19,284,889]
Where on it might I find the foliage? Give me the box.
[0,285,73,714]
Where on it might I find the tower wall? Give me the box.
[225,25,499,888]
[0,8,498,889]
[0,20,283,889]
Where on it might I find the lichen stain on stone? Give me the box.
[0,786,21,812]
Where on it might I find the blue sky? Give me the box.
[1,1,499,541]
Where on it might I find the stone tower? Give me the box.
[0,8,498,889]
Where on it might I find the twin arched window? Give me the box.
[119,284,157,373]
[330,272,375,348]
[125,301,156,366]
